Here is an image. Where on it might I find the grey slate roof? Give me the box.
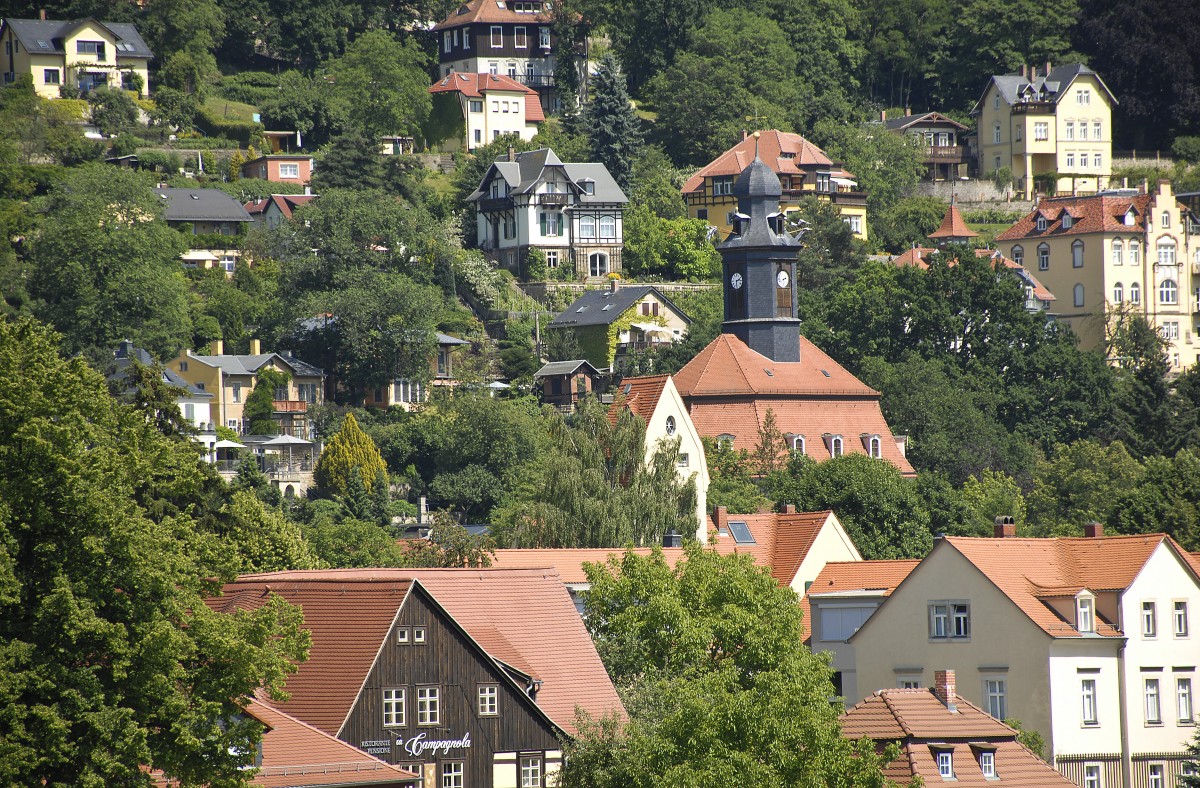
[153,188,253,223]
[534,359,600,377]
[467,148,627,204]
[190,352,325,378]
[2,18,153,59]
[112,341,210,398]
[974,63,1117,113]
[882,112,968,132]
[547,285,691,329]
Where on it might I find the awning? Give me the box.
[630,323,673,336]
[831,176,857,187]
[263,435,312,446]
[213,439,246,449]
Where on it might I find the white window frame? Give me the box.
[1067,152,1076,169]
[1159,279,1178,305]
[1035,122,1048,141]
[417,686,440,726]
[599,215,616,239]
[1175,601,1190,637]
[1162,211,1171,229]
[1078,595,1095,632]
[1113,283,1123,303]
[545,249,558,268]
[538,26,550,48]
[1093,153,1102,168]
[579,215,596,239]
[279,163,299,179]
[441,762,464,788]
[1036,216,1048,232]
[478,684,499,716]
[514,26,527,47]
[1145,678,1162,724]
[1038,244,1050,271]
[490,26,503,47]
[984,677,1007,719]
[1083,764,1100,788]
[993,124,1001,144]
[979,750,996,778]
[1130,238,1142,264]
[1011,245,1023,265]
[1148,764,1164,788]
[1093,120,1102,140]
[383,688,406,727]
[930,603,949,638]
[1082,678,1098,724]
[1066,121,1075,140]
[1178,677,1194,723]
[936,751,953,778]
[1131,282,1141,304]
[1157,239,1176,266]
[589,252,608,277]
[520,756,543,787]
[1112,239,1123,265]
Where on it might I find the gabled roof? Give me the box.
[153,188,253,223]
[213,569,622,738]
[547,286,690,329]
[807,559,920,597]
[889,247,1056,303]
[488,510,842,588]
[113,341,211,398]
[533,359,599,378]
[186,351,325,379]
[941,534,1196,638]
[928,204,979,240]
[882,111,969,133]
[1,17,153,59]
[609,374,669,425]
[467,148,627,204]
[428,72,545,121]
[973,63,1117,114]
[995,192,1173,240]
[244,194,318,221]
[682,130,850,196]
[841,688,1076,786]
[432,0,550,31]
[674,333,877,398]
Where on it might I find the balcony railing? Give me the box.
[273,399,309,414]
[539,193,569,206]
[924,145,964,162]
[1011,101,1055,115]
[477,196,514,213]
[518,74,555,87]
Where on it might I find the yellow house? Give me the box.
[996,181,1196,368]
[973,62,1116,200]
[1,17,152,98]
[681,129,869,241]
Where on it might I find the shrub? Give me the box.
[1172,136,1200,164]
[215,71,281,106]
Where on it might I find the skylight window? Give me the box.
[36,40,49,49]
[602,304,612,310]
[728,521,755,544]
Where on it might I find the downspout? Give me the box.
[1117,637,1131,788]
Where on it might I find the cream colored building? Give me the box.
[428,71,543,152]
[851,527,1200,788]
[996,181,1198,368]
[1,17,151,98]
[973,63,1115,200]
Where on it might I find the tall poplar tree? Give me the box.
[585,54,641,191]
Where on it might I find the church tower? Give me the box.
[718,135,804,362]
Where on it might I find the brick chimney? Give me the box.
[209,339,223,355]
[781,504,796,514]
[507,146,516,162]
[1020,64,1027,78]
[933,670,957,711]
[713,505,729,533]
[905,107,911,117]
[1083,522,1104,538]
[1030,66,1038,81]
[1045,60,1052,75]
[610,278,619,293]
[39,8,46,19]
[249,338,261,355]
[994,515,1016,538]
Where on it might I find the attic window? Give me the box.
[1036,216,1047,231]
[764,368,773,377]
[190,194,199,200]
[1062,214,1073,229]
[36,39,49,49]
[576,306,588,313]
[821,369,831,377]
[728,521,755,544]
[602,304,612,311]
[1077,592,1095,633]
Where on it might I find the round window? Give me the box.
[665,416,676,436]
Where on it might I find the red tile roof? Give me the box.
[681,130,842,195]
[944,534,1190,637]
[428,72,545,121]
[675,333,877,398]
[213,569,622,738]
[995,193,1157,240]
[433,0,550,30]
[842,688,1075,786]
[800,559,918,639]
[244,194,318,221]
[889,247,1056,303]
[608,374,669,426]
[489,510,841,589]
[928,204,979,240]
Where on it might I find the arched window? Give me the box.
[1073,283,1085,308]
[1072,239,1085,268]
[1130,282,1141,304]
[599,215,616,238]
[1162,210,1171,228]
[791,434,805,455]
[1010,245,1024,265]
[1130,239,1142,265]
[1159,278,1178,304]
[665,415,676,436]
[868,435,882,458]
[1157,238,1176,266]
[1112,239,1123,265]
[589,252,608,277]
[1112,282,1123,303]
[1036,216,1048,232]
[1037,244,1050,271]
[579,215,596,239]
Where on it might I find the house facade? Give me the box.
[428,72,543,152]
[468,147,627,278]
[682,129,869,241]
[532,359,599,412]
[995,181,1197,367]
[244,193,318,230]
[155,187,254,236]
[211,568,624,787]
[851,528,1200,788]
[363,333,469,411]
[1,17,151,98]
[432,0,560,111]
[111,340,218,461]
[167,339,324,438]
[546,283,690,369]
[973,63,1116,199]
[882,110,970,181]
[239,155,314,186]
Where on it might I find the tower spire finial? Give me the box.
[753,129,761,159]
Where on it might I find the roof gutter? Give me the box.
[1116,636,1132,788]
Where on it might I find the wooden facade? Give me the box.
[339,585,562,787]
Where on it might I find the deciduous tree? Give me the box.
[328,30,431,140]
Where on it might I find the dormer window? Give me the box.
[579,179,595,195]
[1077,592,1096,633]
[1036,215,1048,231]
[935,749,954,779]
[1062,214,1073,229]
[716,434,735,450]
[789,434,805,455]
[861,434,882,458]
[767,212,785,235]
[824,434,844,457]
[978,750,996,778]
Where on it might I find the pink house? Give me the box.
[240,155,314,186]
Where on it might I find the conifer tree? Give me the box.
[1182,728,1200,787]
[244,367,291,435]
[313,412,387,496]
[584,54,641,191]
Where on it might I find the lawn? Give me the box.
[202,96,259,123]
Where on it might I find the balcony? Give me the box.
[477,196,514,213]
[273,400,309,414]
[1011,101,1055,115]
[924,145,964,162]
[518,74,555,88]
[539,193,569,206]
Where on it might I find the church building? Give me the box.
[675,139,913,475]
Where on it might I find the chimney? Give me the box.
[1045,60,1052,75]
[1020,64,1027,78]
[782,503,796,514]
[1083,522,1104,538]
[1031,66,1038,81]
[743,129,748,140]
[933,670,957,711]
[610,278,619,293]
[209,339,223,356]
[905,107,911,117]
[507,145,516,162]
[663,529,682,548]
[713,505,729,533]
[39,8,46,19]
[993,515,1016,538]
[880,110,887,122]
[249,338,261,355]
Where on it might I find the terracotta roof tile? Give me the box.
[842,688,1075,786]
[928,204,980,240]
[213,569,622,738]
[945,534,1175,637]
[608,374,669,426]
[675,334,877,398]
[428,72,545,122]
[994,193,1171,240]
[808,559,920,596]
[244,194,318,221]
[432,0,550,30]
[681,130,843,195]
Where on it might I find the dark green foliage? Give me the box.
[86,86,139,136]
[874,195,950,253]
[259,72,341,148]
[585,54,641,190]
[622,205,721,280]
[244,367,291,435]
[1183,727,1200,787]
[702,438,770,514]
[329,31,431,140]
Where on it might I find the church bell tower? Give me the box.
[718,133,804,362]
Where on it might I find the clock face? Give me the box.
[730,272,743,290]
[777,269,790,288]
